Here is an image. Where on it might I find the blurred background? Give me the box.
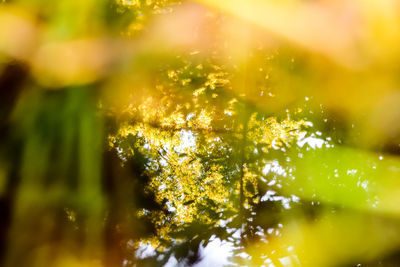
[2,0,400,266]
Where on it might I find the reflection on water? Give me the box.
[108,55,400,266]
[111,79,400,266]
[109,53,318,266]
[3,0,400,266]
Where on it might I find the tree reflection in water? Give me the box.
[2,0,400,267]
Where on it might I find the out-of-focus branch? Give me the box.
[193,0,366,68]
